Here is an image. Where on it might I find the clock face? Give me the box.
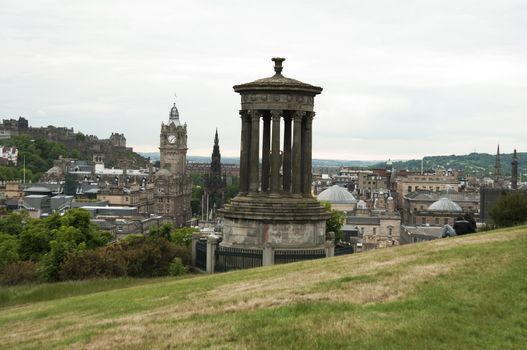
[167,135,177,144]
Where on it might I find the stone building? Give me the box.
[395,171,460,208]
[153,102,192,227]
[344,194,401,250]
[220,57,329,250]
[402,190,480,225]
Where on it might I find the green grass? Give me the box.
[1,226,526,349]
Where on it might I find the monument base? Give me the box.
[219,194,330,249]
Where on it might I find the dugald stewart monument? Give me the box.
[220,58,330,250]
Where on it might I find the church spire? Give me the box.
[494,144,501,182]
[512,149,519,190]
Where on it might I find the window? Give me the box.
[388,227,393,236]
[444,218,449,225]
[421,217,426,225]
[435,218,439,225]
[408,186,412,192]
[373,228,377,235]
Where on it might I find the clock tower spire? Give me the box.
[159,101,188,175]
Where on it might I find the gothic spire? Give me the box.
[512,149,519,190]
[494,144,501,182]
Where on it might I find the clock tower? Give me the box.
[160,103,188,175]
[154,102,192,227]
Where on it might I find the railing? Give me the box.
[274,249,326,265]
[334,245,354,256]
[215,246,263,272]
[195,240,207,270]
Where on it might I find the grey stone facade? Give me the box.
[220,58,329,249]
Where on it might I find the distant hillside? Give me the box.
[1,227,526,349]
[372,152,526,177]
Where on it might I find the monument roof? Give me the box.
[233,57,322,95]
[317,185,357,204]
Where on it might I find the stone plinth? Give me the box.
[221,195,329,249]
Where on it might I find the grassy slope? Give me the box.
[1,227,526,349]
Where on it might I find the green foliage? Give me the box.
[148,222,173,240]
[170,227,198,247]
[371,151,527,177]
[490,192,527,227]
[191,185,204,216]
[0,135,72,181]
[0,211,28,236]
[322,202,345,242]
[168,257,188,276]
[18,220,53,261]
[76,132,86,141]
[0,233,20,270]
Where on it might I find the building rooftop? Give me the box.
[428,197,463,212]
[317,185,357,204]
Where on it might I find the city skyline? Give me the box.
[1,1,526,160]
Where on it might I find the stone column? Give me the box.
[249,110,261,194]
[191,232,200,266]
[270,110,281,195]
[239,110,250,194]
[206,235,218,273]
[324,240,335,258]
[291,111,304,196]
[262,242,274,266]
[261,114,271,192]
[302,112,314,197]
[282,115,292,192]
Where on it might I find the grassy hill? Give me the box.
[1,227,526,349]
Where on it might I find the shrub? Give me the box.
[168,257,188,276]
[0,261,39,285]
[490,191,527,227]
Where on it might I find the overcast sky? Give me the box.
[1,0,526,161]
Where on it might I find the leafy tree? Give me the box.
[171,227,198,247]
[148,223,173,241]
[0,233,20,270]
[18,220,52,261]
[322,202,345,243]
[490,192,527,227]
[0,211,28,236]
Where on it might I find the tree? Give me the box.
[171,227,198,247]
[322,202,345,243]
[490,191,527,227]
[0,233,20,270]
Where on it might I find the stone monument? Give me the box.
[220,57,329,249]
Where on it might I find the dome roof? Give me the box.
[317,185,357,204]
[428,197,462,212]
[233,57,322,95]
[155,168,172,178]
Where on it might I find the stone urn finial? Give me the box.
[272,57,285,75]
